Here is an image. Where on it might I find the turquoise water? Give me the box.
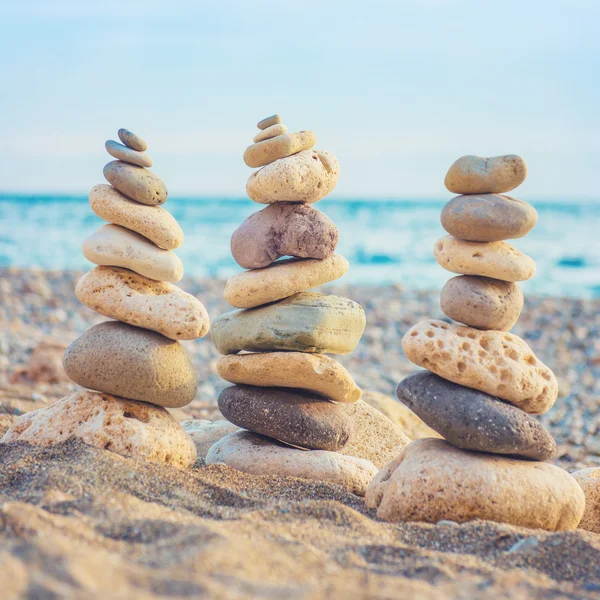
[1,194,599,298]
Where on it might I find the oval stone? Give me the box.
[257,114,281,130]
[224,254,349,309]
[0,391,197,468]
[103,160,168,206]
[105,140,153,168]
[402,320,558,414]
[397,371,556,460]
[231,203,339,269]
[217,352,361,403]
[440,275,524,331]
[243,131,316,168]
[445,154,527,194]
[63,321,198,408]
[571,468,600,533]
[118,128,147,152]
[441,194,538,242]
[89,184,183,250]
[211,292,366,355]
[82,224,183,283]
[181,419,240,461]
[365,438,584,531]
[206,430,378,496]
[434,235,535,281]
[218,385,354,451]
[246,150,340,204]
[76,267,209,340]
[253,123,287,143]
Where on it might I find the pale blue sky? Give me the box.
[1,0,598,198]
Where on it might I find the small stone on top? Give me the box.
[118,128,148,152]
[257,114,281,130]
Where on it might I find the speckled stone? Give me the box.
[243,131,316,168]
[105,140,153,168]
[118,128,148,152]
[445,155,527,194]
[257,115,281,130]
[180,420,240,460]
[103,161,168,206]
[253,124,288,143]
[571,468,600,534]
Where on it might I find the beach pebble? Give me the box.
[206,430,378,496]
[0,391,197,468]
[441,194,538,242]
[63,321,198,408]
[82,224,183,283]
[11,340,69,384]
[402,320,558,414]
[246,150,340,204]
[257,114,281,130]
[434,235,535,282]
[218,385,354,451]
[217,352,361,403]
[243,131,317,168]
[231,203,339,269]
[181,420,240,460]
[397,371,556,460]
[211,292,366,355]
[103,161,167,206]
[76,267,209,340]
[365,438,584,531]
[253,123,288,143]
[445,154,528,195]
[441,276,524,331]
[105,140,153,168]
[571,468,600,533]
[224,254,349,309]
[89,184,183,250]
[118,128,148,152]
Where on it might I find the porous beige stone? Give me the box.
[82,224,183,283]
[0,391,197,468]
[445,154,528,194]
[181,420,240,460]
[103,161,167,206]
[76,267,209,340]
[89,184,183,250]
[571,467,600,534]
[217,352,361,403]
[105,140,153,168]
[243,131,316,168]
[253,124,288,143]
[366,438,585,531]
[402,320,558,414]
[257,114,281,130]
[434,235,535,281]
[224,254,349,309]
[206,430,378,496]
[118,128,147,152]
[440,276,524,331]
[246,150,340,204]
[63,321,198,408]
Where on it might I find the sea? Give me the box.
[1,194,599,299]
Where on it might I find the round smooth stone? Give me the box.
[0,391,197,468]
[76,266,209,340]
[218,385,355,451]
[231,202,339,269]
[89,184,183,250]
[433,235,535,282]
[105,140,153,168]
[257,114,281,130]
[444,154,527,194]
[246,149,340,205]
[253,123,287,143]
[181,419,240,461]
[211,292,366,355]
[397,371,556,460]
[224,254,349,309]
[82,224,183,283]
[571,468,600,533]
[217,352,361,403]
[402,320,558,414]
[440,275,524,331]
[118,128,147,152]
[441,194,538,242]
[63,321,198,408]
[206,430,378,496]
[243,131,316,168]
[103,161,168,206]
[365,438,584,531]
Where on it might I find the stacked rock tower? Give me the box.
[366,155,586,530]
[206,115,379,494]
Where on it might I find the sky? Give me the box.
[0,0,599,198]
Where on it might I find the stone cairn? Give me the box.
[366,155,586,530]
[205,115,394,495]
[2,129,210,469]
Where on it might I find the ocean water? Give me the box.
[1,194,599,299]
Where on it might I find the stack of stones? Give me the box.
[366,155,586,530]
[2,129,210,469]
[206,115,404,495]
